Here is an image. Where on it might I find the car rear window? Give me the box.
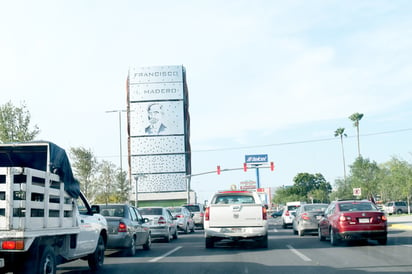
[287,205,300,211]
[99,205,125,217]
[339,202,375,212]
[214,195,255,204]
[183,205,201,212]
[139,208,163,215]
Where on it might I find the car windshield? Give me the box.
[287,205,300,211]
[139,208,163,215]
[169,208,182,213]
[339,202,376,212]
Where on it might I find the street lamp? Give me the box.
[105,110,127,173]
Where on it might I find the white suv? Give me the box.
[282,201,305,228]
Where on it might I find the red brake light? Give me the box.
[285,210,290,216]
[205,207,210,221]
[199,212,204,217]
[301,213,310,220]
[158,216,166,224]
[380,215,387,221]
[175,214,183,218]
[118,222,127,232]
[2,240,24,250]
[262,206,267,220]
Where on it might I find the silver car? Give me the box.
[169,206,195,234]
[292,203,328,236]
[99,204,151,256]
[139,207,178,242]
[182,203,205,229]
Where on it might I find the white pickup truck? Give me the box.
[204,190,268,248]
[0,142,108,274]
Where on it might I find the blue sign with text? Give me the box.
[245,154,268,164]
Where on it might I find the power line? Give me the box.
[192,127,412,153]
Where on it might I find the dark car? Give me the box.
[271,210,283,218]
[99,204,151,256]
[318,200,387,246]
[292,203,328,236]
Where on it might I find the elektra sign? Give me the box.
[245,154,268,164]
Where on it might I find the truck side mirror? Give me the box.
[91,205,100,214]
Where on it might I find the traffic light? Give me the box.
[217,165,221,175]
[243,163,247,172]
[270,162,275,171]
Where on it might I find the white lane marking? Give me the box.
[149,246,182,262]
[286,244,312,262]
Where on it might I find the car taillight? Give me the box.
[175,214,183,218]
[118,222,127,232]
[285,210,290,216]
[301,213,310,220]
[205,207,210,221]
[339,215,351,222]
[199,212,204,217]
[379,215,387,221]
[262,206,267,220]
[158,216,166,224]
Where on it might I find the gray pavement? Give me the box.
[387,214,412,230]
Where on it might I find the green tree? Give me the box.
[94,160,117,204]
[70,147,98,200]
[349,112,364,157]
[0,101,40,142]
[115,169,131,203]
[334,127,347,182]
[349,157,380,199]
[293,173,332,201]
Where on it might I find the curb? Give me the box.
[389,223,412,230]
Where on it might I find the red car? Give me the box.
[318,200,387,246]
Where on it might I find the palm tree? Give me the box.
[349,112,364,157]
[334,128,347,182]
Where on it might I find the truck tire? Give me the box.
[205,237,214,248]
[258,235,268,248]
[88,235,105,271]
[37,245,56,274]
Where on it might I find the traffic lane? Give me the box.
[57,224,412,273]
[274,223,412,273]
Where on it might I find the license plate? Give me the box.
[221,227,242,233]
[358,218,370,223]
[316,215,322,220]
[0,258,4,268]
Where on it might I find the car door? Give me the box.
[319,203,334,237]
[74,194,102,256]
[165,208,176,234]
[132,207,146,245]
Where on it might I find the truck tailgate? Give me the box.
[208,204,263,227]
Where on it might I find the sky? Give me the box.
[1,1,412,203]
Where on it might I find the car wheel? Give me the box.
[282,221,287,229]
[377,237,387,245]
[396,209,403,214]
[173,227,178,239]
[143,234,151,250]
[293,228,298,235]
[205,237,214,248]
[298,229,304,237]
[190,224,195,233]
[164,229,171,243]
[318,226,326,241]
[183,224,188,234]
[125,236,136,256]
[330,227,339,246]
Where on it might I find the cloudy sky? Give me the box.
[1,1,412,202]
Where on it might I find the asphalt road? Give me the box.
[57,217,412,274]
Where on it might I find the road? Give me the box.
[57,217,412,274]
